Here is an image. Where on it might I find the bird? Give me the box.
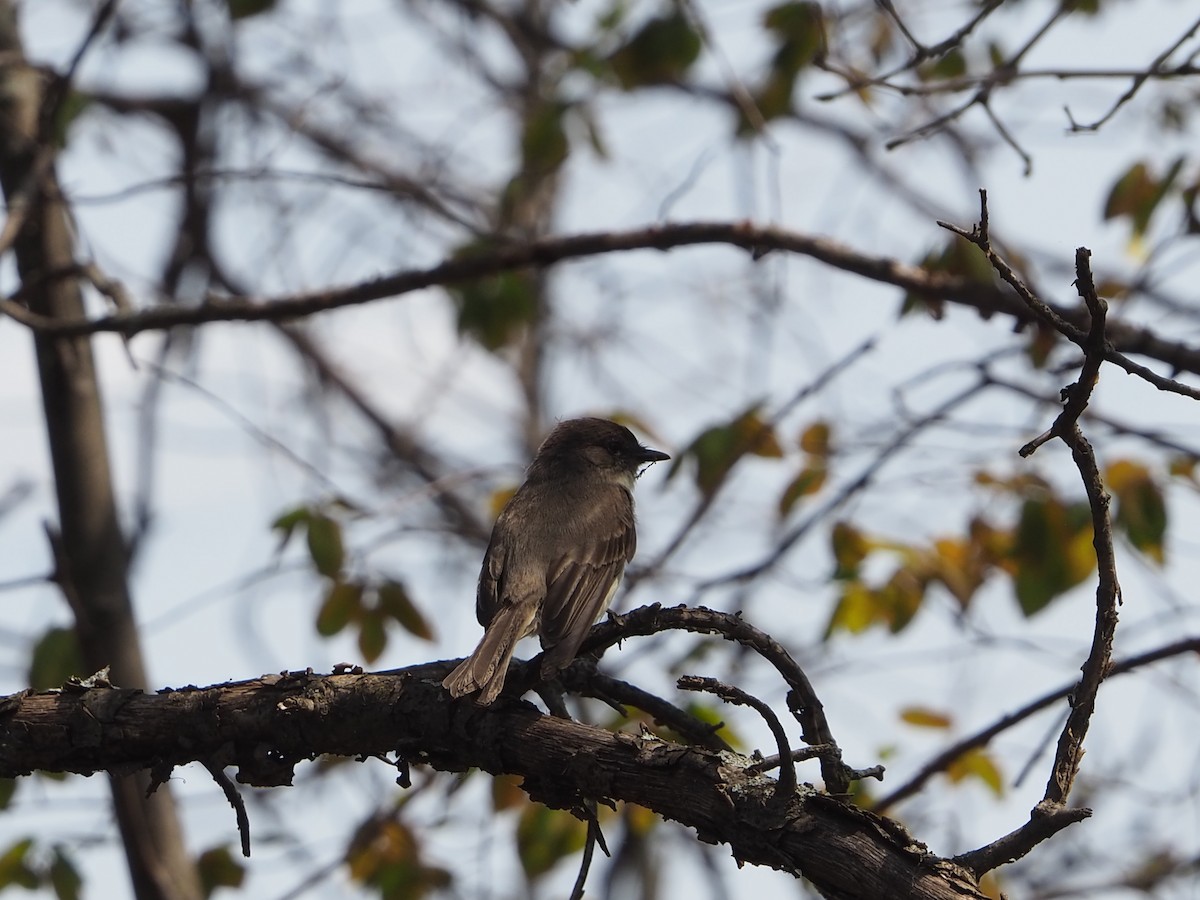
[442,417,669,705]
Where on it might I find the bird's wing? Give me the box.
[538,489,636,671]
[475,530,507,626]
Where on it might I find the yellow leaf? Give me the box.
[946,747,1004,797]
[1168,454,1197,481]
[799,421,831,457]
[899,707,953,729]
[778,463,827,517]
[825,582,877,636]
[1105,458,1150,492]
[830,521,869,579]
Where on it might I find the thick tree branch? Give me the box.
[0,669,987,900]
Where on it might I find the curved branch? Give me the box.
[554,604,853,793]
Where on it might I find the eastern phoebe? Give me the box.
[443,417,669,705]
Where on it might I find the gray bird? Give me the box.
[443,417,669,705]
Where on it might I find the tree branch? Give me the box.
[0,668,988,900]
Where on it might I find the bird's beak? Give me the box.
[636,446,670,463]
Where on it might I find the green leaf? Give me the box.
[764,1,825,72]
[346,817,453,895]
[270,505,311,553]
[28,627,84,690]
[608,12,701,89]
[317,580,364,637]
[0,839,38,890]
[516,804,588,880]
[1103,157,1184,240]
[743,1,825,129]
[197,845,245,897]
[830,521,869,579]
[306,514,345,579]
[1107,459,1167,563]
[917,49,966,82]
[879,568,923,633]
[227,0,276,19]
[447,243,538,351]
[48,847,81,900]
[778,463,826,517]
[1010,497,1095,616]
[1025,323,1058,369]
[669,407,782,497]
[378,580,435,641]
[358,609,388,663]
[52,91,91,147]
[764,1,825,45]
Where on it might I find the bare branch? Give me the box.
[1069,12,1200,131]
[678,675,797,798]
[941,193,1200,401]
[559,604,855,794]
[874,636,1200,813]
[941,221,1124,878]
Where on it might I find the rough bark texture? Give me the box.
[0,668,987,900]
[0,7,201,899]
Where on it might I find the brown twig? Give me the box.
[202,761,252,858]
[558,667,734,752]
[873,636,1200,813]
[941,193,1200,401]
[1069,12,1200,131]
[678,675,797,799]
[562,604,853,793]
[940,197,1125,877]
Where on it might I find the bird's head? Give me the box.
[534,417,669,487]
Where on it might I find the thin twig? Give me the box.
[559,667,734,751]
[700,375,989,589]
[941,192,1200,402]
[203,761,252,858]
[1071,12,1200,131]
[678,675,797,798]
[939,200,1125,876]
[873,636,1200,812]
[634,335,876,583]
[559,604,852,793]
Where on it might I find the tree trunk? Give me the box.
[0,7,201,899]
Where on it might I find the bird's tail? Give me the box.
[442,604,535,705]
